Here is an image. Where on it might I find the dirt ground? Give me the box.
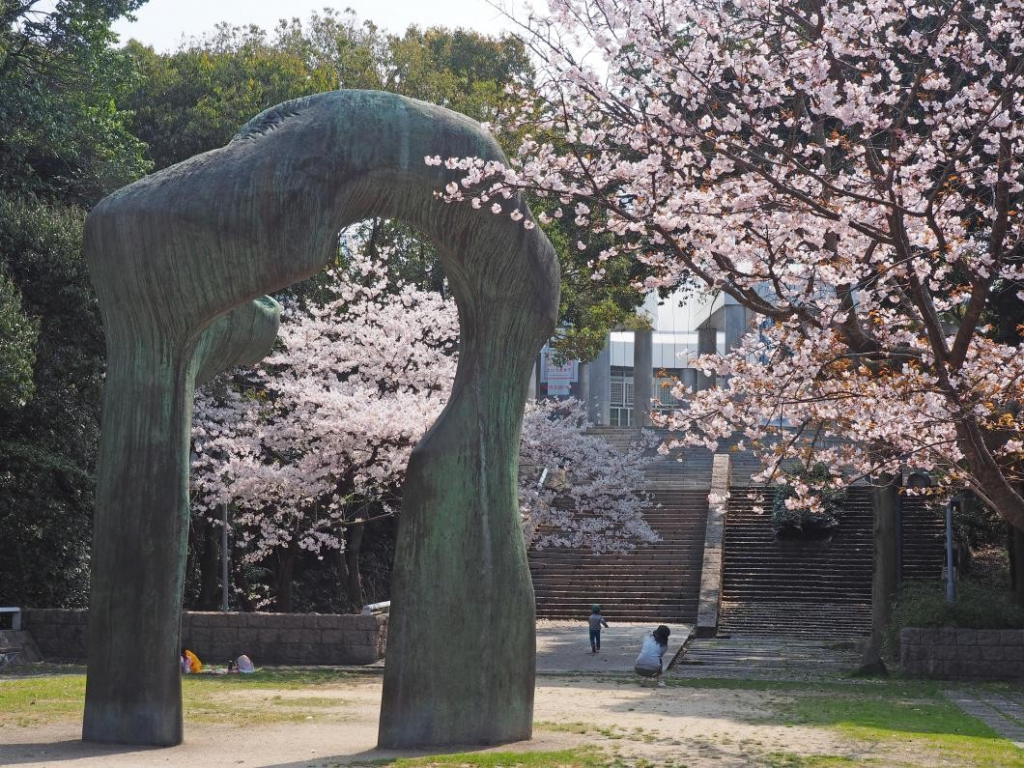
[0,674,869,768]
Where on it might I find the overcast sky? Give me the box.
[112,0,527,52]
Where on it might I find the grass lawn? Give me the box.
[1,668,1021,766]
[384,748,609,767]
[665,677,1023,768]
[0,667,377,728]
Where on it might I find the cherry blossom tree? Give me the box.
[443,0,1023,513]
[437,0,1024,656]
[191,242,655,609]
[192,247,457,610]
[521,397,658,552]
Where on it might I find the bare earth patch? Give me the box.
[1,675,876,767]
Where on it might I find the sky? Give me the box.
[112,0,526,52]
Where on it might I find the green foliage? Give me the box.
[0,194,102,607]
[122,26,336,172]
[884,580,1024,656]
[0,0,136,608]
[384,25,533,122]
[772,463,848,535]
[537,201,653,363]
[274,10,533,119]
[0,270,39,410]
[953,495,1007,551]
[0,0,151,204]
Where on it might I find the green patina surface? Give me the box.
[83,90,559,747]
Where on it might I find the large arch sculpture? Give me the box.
[81,90,559,749]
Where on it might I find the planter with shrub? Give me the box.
[771,462,848,537]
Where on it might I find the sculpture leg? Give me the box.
[379,392,536,748]
[83,331,197,746]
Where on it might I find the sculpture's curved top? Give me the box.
[83,90,559,749]
[86,90,559,348]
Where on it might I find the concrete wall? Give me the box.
[23,609,387,666]
[901,627,1024,680]
[696,455,731,637]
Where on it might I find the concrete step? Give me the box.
[0,629,44,668]
[719,484,944,638]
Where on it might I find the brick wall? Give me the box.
[22,609,387,666]
[901,627,1024,680]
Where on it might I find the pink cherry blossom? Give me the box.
[192,239,656,602]
[438,0,1024,526]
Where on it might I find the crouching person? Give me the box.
[634,625,671,687]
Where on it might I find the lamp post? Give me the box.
[945,497,958,604]
[221,503,229,612]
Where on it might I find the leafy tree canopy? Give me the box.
[0,0,151,204]
[0,193,102,607]
[0,270,38,411]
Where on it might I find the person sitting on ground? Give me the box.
[588,604,609,653]
[228,654,255,673]
[181,647,202,674]
[634,625,671,686]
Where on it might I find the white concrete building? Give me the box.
[536,289,751,426]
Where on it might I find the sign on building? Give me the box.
[543,350,577,397]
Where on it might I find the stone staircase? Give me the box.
[718,486,946,639]
[676,636,862,680]
[530,428,710,622]
[0,629,43,669]
[530,425,948,634]
[586,427,715,488]
[901,498,946,580]
[530,488,709,622]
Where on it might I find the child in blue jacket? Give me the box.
[588,604,609,653]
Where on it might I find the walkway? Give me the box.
[946,689,1024,750]
[535,620,692,674]
[672,636,862,681]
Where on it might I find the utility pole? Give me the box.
[221,503,229,612]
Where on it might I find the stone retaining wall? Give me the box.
[696,454,730,638]
[22,609,387,666]
[900,627,1024,680]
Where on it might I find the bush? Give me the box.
[884,579,1024,657]
[771,462,848,535]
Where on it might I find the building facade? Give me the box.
[534,290,751,427]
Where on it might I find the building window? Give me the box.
[655,369,684,410]
[610,367,634,426]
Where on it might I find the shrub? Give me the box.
[771,462,848,535]
[884,579,1024,657]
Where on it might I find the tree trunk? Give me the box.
[1011,524,1024,608]
[275,548,295,614]
[197,517,221,610]
[232,562,254,612]
[331,542,350,609]
[861,473,900,672]
[344,524,364,609]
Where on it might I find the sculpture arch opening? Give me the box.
[82,90,559,748]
